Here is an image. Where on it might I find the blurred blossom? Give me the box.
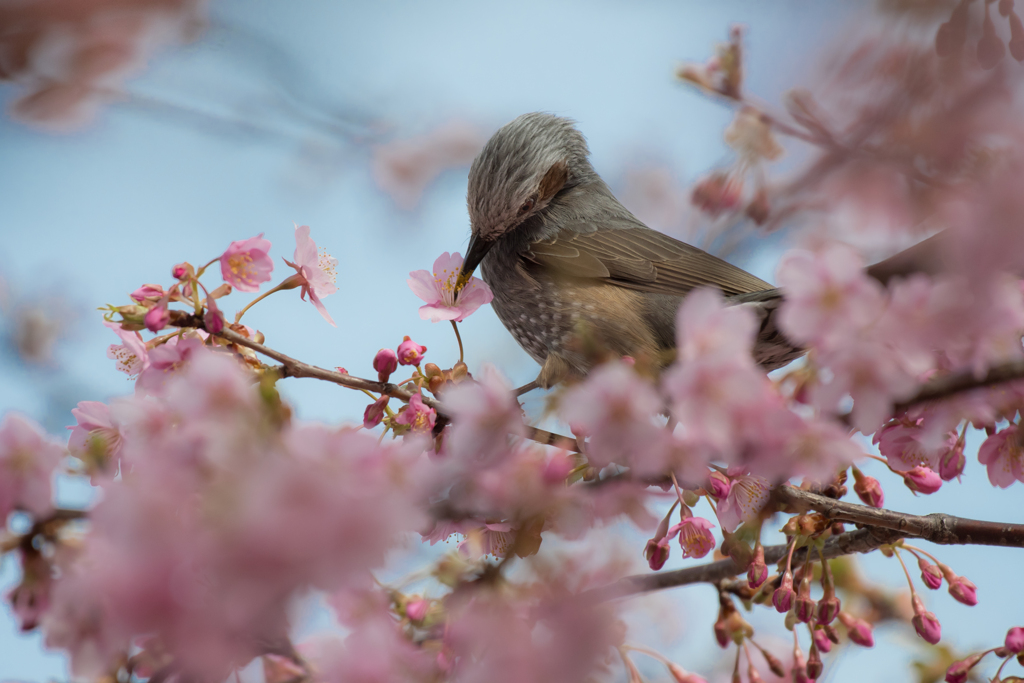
[0,0,208,129]
[104,320,147,376]
[372,120,486,210]
[0,413,63,519]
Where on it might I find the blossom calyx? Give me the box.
[747,543,768,589]
[772,572,795,613]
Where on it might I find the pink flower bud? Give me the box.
[812,628,832,654]
[645,538,671,571]
[406,598,429,621]
[1006,627,1024,654]
[144,305,170,332]
[912,595,942,644]
[806,642,823,680]
[203,299,225,334]
[397,336,427,366]
[852,469,884,508]
[903,466,942,494]
[130,284,165,303]
[747,544,768,589]
[838,612,874,647]
[796,594,817,624]
[542,452,573,484]
[708,470,732,499]
[773,572,795,613]
[945,652,986,683]
[817,594,841,626]
[172,262,192,279]
[948,575,977,606]
[938,438,966,481]
[373,348,399,382]
[918,557,943,590]
[692,172,743,216]
[362,396,389,429]
[792,649,810,683]
[667,664,708,683]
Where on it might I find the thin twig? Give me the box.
[450,320,464,364]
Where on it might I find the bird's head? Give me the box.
[456,112,592,292]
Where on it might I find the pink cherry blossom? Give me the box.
[442,365,524,466]
[0,413,63,519]
[407,251,494,323]
[776,242,885,347]
[873,419,956,472]
[978,424,1024,488]
[219,233,273,292]
[561,362,666,475]
[283,225,338,326]
[676,287,757,366]
[394,394,436,435]
[135,336,206,395]
[668,516,716,559]
[104,321,148,377]
[397,336,427,366]
[67,401,123,468]
[716,471,771,533]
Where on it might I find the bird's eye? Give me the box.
[517,196,536,216]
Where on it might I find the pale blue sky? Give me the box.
[1,2,1021,682]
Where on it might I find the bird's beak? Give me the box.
[455,232,492,299]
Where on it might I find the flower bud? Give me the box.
[708,471,731,499]
[747,543,768,589]
[667,663,708,683]
[761,649,786,678]
[911,595,942,644]
[948,574,977,606]
[397,336,427,366]
[822,623,840,644]
[405,598,429,622]
[817,594,840,626]
[172,262,193,280]
[692,172,743,216]
[918,557,943,590]
[773,572,795,613]
[373,348,399,382]
[645,538,671,571]
[945,652,986,683]
[792,649,809,683]
[812,627,832,654]
[903,466,942,494]
[938,436,966,481]
[144,305,170,332]
[852,467,884,508]
[838,611,874,647]
[131,284,165,303]
[203,303,225,334]
[362,396,389,429]
[806,641,823,680]
[796,595,817,624]
[1007,627,1024,654]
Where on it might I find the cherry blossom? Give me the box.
[441,365,524,466]
[978,424,1024,488]
[394,394,436,435]
[104,320,147,376]
[66,401,123,474]
[219,234,273,292]
[716,471,771,533]
[0,414,63,519]
[135,335,207,395]
[283,225,338,326]
[561,362,666,475]
[407,251,494,323]
[397,336,427,366]
[668,516,716,559]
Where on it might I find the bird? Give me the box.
[454,112,940,392]
[452,112,802,392]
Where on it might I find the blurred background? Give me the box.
[1,1,1021,681]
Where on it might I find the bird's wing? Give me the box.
[522,222,772,296]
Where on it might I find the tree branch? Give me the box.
[587,485,1024,602]
[895,358,1024,413]
[166,317,581,452]
[587,526,904,602]
[774,485,1024,547]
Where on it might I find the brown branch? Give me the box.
[167,314,581,452]
[587,526,903,602]
[774,485,1024,548]
[895,358,1024,413]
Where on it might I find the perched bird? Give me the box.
[454,112,944,391]
[454,112,802,390]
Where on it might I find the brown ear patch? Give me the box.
[538,160,569,201]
